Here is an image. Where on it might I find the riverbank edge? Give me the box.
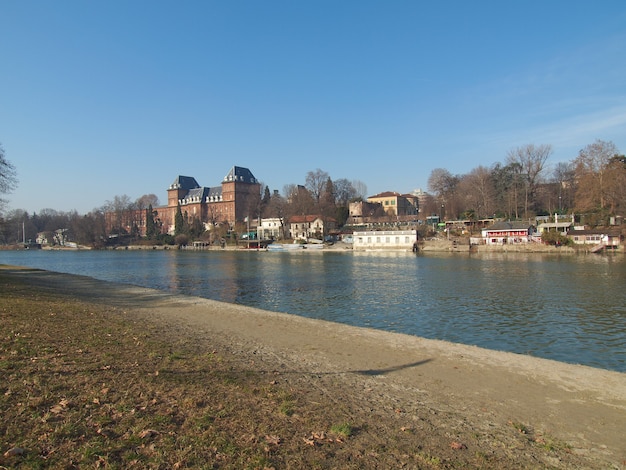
[3,240,623,254]
[2,264,625,467]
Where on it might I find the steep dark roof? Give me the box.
[182,186,223,202]
[169,176,200,190]
[207,186,222,198]
[222,166,258,184]
[185,187,209,200]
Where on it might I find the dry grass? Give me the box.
[0,271,598,469]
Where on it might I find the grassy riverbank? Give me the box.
[1,266,623,469]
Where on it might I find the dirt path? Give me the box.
[3,265,625,468]
[135,292,626,467]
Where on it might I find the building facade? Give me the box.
[106,166,261,237]
[366,191,419,217]
[481,221,534,245]
[567,229,622,248]
[353,230,419,250]
[156,166,260,234]
[288,215,336,240]
[257,217,285,240]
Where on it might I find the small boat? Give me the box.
[266,243,304,251]
[303,243,324,249]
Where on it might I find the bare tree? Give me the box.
[458,166,496,219]
[506,144,552,218]
[428,168,454,198]
[427,168,459,219]
[351,179,368,200]
[419,192,439,219]
[206,204,223,231]
[490,162,524,219]
[0,144,18,214]
[333,178,358,206]
[136,194,160,210]
[574,140,623,214]
[69,209,107,248]
[284,184,314,217]
[0,144,17,194]
[265,191,289,238]
[605,155,626,215]
[552,161,576,213]
[305,169,329,204]
[104,195,134,235]
[1,208,29,244]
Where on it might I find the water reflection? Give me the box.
[2,249,624,371]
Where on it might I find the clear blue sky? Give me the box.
[2,1,625,215]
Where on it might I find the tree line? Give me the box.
[0,196,162,248]
[0,149,370,246]
[425,140,625,226]
[1,139,624,247]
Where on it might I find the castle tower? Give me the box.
[221,166,261,223]
[167,176,200,207]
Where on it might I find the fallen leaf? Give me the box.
[96,428,116,439]
[139,429,160,439]
[50,399,69,414]
[265,435,281,446]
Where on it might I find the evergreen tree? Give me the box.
[145,204,156,239]
[262,186,271,205]
[260,185,272,218]
[174,204,184,235]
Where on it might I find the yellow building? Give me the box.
[366,191,419,217]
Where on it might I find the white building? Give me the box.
[257,218,285,240]
[289,215,336,241]
[353,230,419,250]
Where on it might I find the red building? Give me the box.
[106,166,261,236]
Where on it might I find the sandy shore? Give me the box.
[3,265,625,467]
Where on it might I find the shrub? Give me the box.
[541,230,571,246]
[175,234,189,246]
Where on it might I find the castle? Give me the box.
[106,166,261,237]
[155,166,261,234]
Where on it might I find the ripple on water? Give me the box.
[2,249,624,372]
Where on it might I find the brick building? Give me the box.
[106,166,261,236]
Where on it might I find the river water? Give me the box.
[2,249,625,372]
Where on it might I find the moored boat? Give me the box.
[266,243,304,251]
